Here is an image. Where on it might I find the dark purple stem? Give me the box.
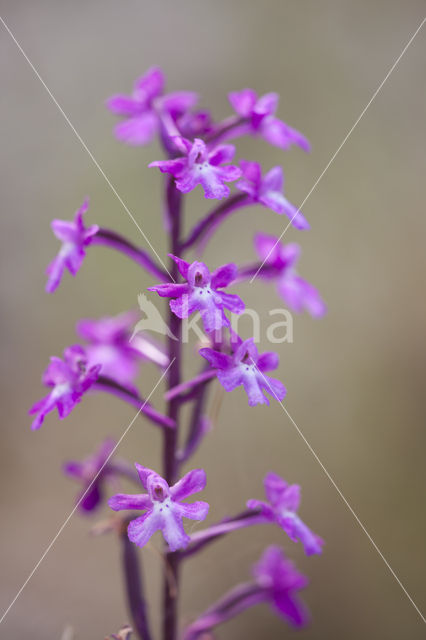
[177,367,212,464]
[92,227,168,281]
[181,509,263,559]
[163,176,183,640]
[203,115,247,146]
[181,193,250,251]
[183,582,264,640]
[93,376,175,430]
[121,529,153,640]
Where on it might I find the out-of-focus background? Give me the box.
[1,1,425,638]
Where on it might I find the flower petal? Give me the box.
[170,468,207,501]
[148,283,189,298]
[257,351,279,372]
[211,263,238,289]
[176,500,209,521]
[114,112,158,146]
[161,509,190,551]
[199,348,232,370]
[108,493,152,512]
[228,89,258,117]
[106,94,140,116]
[128,511,162,548]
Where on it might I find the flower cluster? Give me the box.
[30,66,325,640]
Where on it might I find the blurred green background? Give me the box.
[1,1,425,638]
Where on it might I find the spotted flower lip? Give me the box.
[228,89,310,152]
[199,336,286,406]
[149,255,245,333]
[149,137,242,200]
[237,161,309,230]
[29,345,101,430]
[63,438,118,513]
[108,465,209,552]
[106,66,198,146]
[247,472,324,556]
[46,198,99,293]
[252,546,309,627]
[254,233,326,317]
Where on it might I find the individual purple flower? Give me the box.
[199,337,286,406]
[63,438,118,513]
[46,198,99,293]
[252,546,309,627]
[109,465,209,551]
[237,161,309,230]
[106,66,198,146]
[149,255,244,333]
[254,233,326,317]
[247,472,324,555]
[228,89,310,152]
[76,312,143,389]
[149,137,241,199]
[29,345,101,430]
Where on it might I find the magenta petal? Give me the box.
[161,509,190,551]
[135,463,155,489]
[177,500,209,521]
[264,473,289,505]
[228,89,258,117]
[169,254,190,279]
[114,112,158,146]
[170,468,207,501]
[257,351,279,372]
[106,94,140,116]
[273,593,309,627]
[258,375,286,402]
[255,92,279,116]
[211,263,238,288]
[134,66,165,98]
[128,512,162,548]
[51,219,76,243]
[218,292,245,315]
[208,144,236,166]
[148,283,189,298]
[169,294,198,319]
[218,366,245,394]
[281,514,324,555]
[199,348,232,370]
[159,91,198,115]
[78,483,102,512]
[108,493,152,512]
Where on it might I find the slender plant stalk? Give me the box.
[121,529,153,640]
[163,176,183,640]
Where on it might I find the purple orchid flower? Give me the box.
[109,465,209,552]
[46,198,99,293]
[149,255,244,333]
[184,546,308,639]
[199,337,286,406]
[76,312,143,389]
[247,472,324,555]
[29,345,101,430]
[228,89,310,152]
[254,233,326,317]
[149,137,241,199]
[63,438,118,513]
[106,66,198,146]
[237,161,309,230]
[252,546,309,627]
